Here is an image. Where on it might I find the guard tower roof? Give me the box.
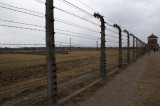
[148,33,158,38]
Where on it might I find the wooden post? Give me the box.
[94,13,106,77]
[130,34,135,61]
[46,0,57,105]
[124,30,130,63]
[114,24,122,68]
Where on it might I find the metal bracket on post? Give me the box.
[123,30,130,63]
[94,13,106,77]
[114,24,122,68]
[46,0,57,106]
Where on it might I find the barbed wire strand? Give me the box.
[0,1,45,15]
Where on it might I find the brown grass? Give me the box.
[0,50,124,70]
[0,50,130,105]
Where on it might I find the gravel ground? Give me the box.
[128,51,160,106]
[80,54,148,106]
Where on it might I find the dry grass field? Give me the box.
[0,49,132,105]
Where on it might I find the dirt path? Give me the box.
[127,51,160,106]
[80,52,160,106]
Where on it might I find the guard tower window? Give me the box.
[151,40,154,44]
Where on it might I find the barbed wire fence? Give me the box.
[0,0,147,106]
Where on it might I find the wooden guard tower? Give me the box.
[147,33,159,50]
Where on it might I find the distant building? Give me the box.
[147,33,159,50]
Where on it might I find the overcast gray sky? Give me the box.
[0,0,159,48]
